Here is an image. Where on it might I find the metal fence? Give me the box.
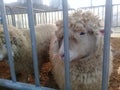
[80,4,120,27]
[0,0,113,90]
[1,4,120,29]
[0,0,55,90]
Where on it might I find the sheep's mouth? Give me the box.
[58,51,90,61]
[80,54,89,59]
[60,54,90,62]
[72,53,90,62]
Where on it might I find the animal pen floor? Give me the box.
[0,37,120,90]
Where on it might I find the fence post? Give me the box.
[102,0,112,90]
[34,13,37,25]
[0,0,16,82]
[26,0,40,87]
[10,7,16,26]
[62,0,71,90]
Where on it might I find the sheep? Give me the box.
[21,24,57,66]
[49,10,113,90]
[0,24,57,82]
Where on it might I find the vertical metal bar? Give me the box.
[11,13,16,26]
[102,6,104,21]
[23,14,26,28]
[112,5,115,27]
[61,10,63,21]
[116,5,119,27]
[18,15,21,28]
[24,14,27,28]
[118,5,120,27]
[57,11,60,20]
[6,15,9,24]
[48,12,51,23]
[45,12,47,24]
[42,12,44,24]
[43,12,45,24]
[34,13,37,25]
[16,14,19,28]
[21,14,24,28]
[10,7,16,26]
[52,12,54,23]
[20,14,22,28]
[102,0,112,90]
[62,0,71,90]
[38,13,40,24]
[26,0,40,86]
[92,7,94,13]
[0,0,16,82]
[36,13,38,25]
[40,12,42,24]
[98,7,100,16]
[54,12,56,23]
[39,13,41,24]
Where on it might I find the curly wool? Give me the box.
[0,24,57,82]
[49,11,113,90]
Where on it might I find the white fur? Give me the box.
[0,54,4,61]
[59,39,80,61]
[0,24,57,82]
[49,11,113,90]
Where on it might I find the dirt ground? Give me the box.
[0,37,120,90]
[109,37,120,90]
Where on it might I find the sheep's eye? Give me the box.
[80,32,85,35]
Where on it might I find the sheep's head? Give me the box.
[0,40,8,61]
[54,11,103,62]
[0,31,14,61]
[0,29,23,61]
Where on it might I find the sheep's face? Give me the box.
[0,40,15,61]
[55,13,102,61]
[0,43,7,61]
[0,31,17,61]
[55,19,102,62]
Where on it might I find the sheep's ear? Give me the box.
[99,29,113,35]
[99,29,104,35]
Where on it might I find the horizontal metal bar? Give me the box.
[0,79,56,90]
[4,4,120,15]
[80,3,120,8]
[27,0,40,86]
[0,0,16,82]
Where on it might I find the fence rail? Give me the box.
[0,0,117,90]
[1,4,120,29]
[0,0,56,90]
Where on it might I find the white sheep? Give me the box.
[0,24,57,82]
[49,11,113,90]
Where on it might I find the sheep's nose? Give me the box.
[60,53,64,58]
